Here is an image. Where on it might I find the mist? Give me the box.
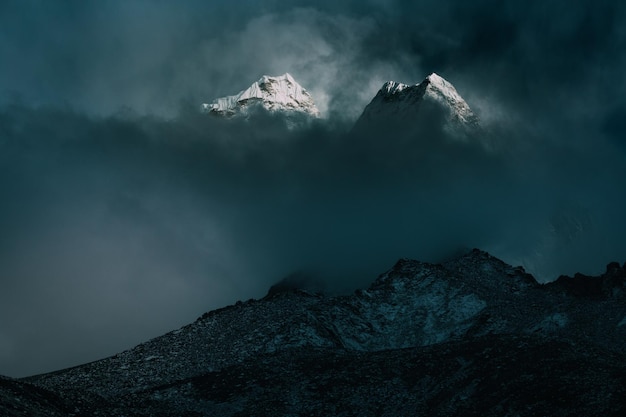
[1,0,625,377]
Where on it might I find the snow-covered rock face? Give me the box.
[355,72,480,139]
[421,73,478,128]
[202,73,320,120]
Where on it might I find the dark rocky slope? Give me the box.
[4,249,625,416]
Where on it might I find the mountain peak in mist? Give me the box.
[355,72,480,137]
[202,73,320,119]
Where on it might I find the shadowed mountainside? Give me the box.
[1,249,623,416]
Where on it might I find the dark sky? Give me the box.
[1,0,625,377]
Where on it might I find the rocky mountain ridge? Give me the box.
[4,249,624,416]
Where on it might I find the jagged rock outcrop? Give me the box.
[545,261,626,299]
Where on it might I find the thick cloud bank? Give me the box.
[1,0,625,377]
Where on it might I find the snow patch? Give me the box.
[381,81,408,95]
[423,73,477,127]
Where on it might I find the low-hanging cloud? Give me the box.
[2,99,625,377]
[1,0,625,378]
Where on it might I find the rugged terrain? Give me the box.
[2,249,624,416]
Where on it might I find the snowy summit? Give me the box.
[202,73,320,119]
[355,73,480,136]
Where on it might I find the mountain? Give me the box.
[202,73,320,120]
[354,73,481,140]
[201,72,482,141]
[11,249,626,416]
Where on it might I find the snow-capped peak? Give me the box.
[202,73,320,119]
[355,72,480,135]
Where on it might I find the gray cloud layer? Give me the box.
[1,0,625,377]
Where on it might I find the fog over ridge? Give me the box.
[1,0,625,378]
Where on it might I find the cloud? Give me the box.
[1,0,626,378]
[191,9,395,119]
[0,2,420,119]
[1,89,626,378]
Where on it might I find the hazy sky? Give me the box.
[1,0,625,377]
